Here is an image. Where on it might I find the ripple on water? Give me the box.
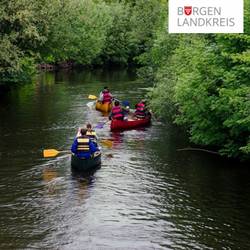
[1,70,250,250]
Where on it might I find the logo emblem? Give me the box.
[184,6,192,15]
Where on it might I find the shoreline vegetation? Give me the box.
[1,0,249,161]
[0,0,162,83]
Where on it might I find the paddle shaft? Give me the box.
[95,120,110,129]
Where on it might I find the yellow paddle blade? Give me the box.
[43,149,60,158]
[100,140,113,148]
[88,95,97,100]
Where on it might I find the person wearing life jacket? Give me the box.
[86,123,98,146]
[99,86,113,104]
[71,128,99,159]
[109,100,124,120]
[135,100,147,119]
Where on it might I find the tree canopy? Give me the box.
[0,0,162,82]
[140,0,250,160]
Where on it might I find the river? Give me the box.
[0,69,249,249]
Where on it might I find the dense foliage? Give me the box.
[0,0,162,82]
[0,0,52,82]
[141,0,250,160]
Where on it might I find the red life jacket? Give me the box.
[111,106,124,120]
[136,103,145,112]
[102,90,112,103]
[135,102,146,118]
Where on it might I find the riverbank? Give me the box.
[1,69,250,249]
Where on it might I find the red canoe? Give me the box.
[110,116,151,131]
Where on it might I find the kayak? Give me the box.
[71,152,101,171]
[110,116,151,131]
[96,101,112,113]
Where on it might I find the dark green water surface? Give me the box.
[0,69,249,249]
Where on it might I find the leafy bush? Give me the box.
[144,0,250,160]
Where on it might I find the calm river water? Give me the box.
[0,69,249,249]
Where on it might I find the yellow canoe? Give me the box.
[95,101,112,113]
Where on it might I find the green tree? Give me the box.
[41,0,112,65]
[0,0,56,82]
[96,1,132,65]
[145,0,250,160]
[129,0,163,58]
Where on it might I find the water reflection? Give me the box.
[0,69,250,249]
[110,132,124,149]
[43,167,58,183]
[71,168,98,204]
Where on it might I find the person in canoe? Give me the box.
[121,100,130,120]
[98,86,113,104]
[71,128,99,159]
[135,99,149,119]
[86,123,98,146]
[109,100,124,120]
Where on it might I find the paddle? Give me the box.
[43,149,70,158]
[88,94,121,103]
[86,101,95,109]
[88,94,98,100]
[95,120,110,129]
[100,139,113,148]
[43,139,113,158]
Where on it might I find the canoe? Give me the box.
[110,116,151,131]
[95,101,112,113]
[71,152,101,171]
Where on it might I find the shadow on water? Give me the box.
[143,122,250,249]
[70,167,100,201]
[1,69,250,249]
[71,165,101,181]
